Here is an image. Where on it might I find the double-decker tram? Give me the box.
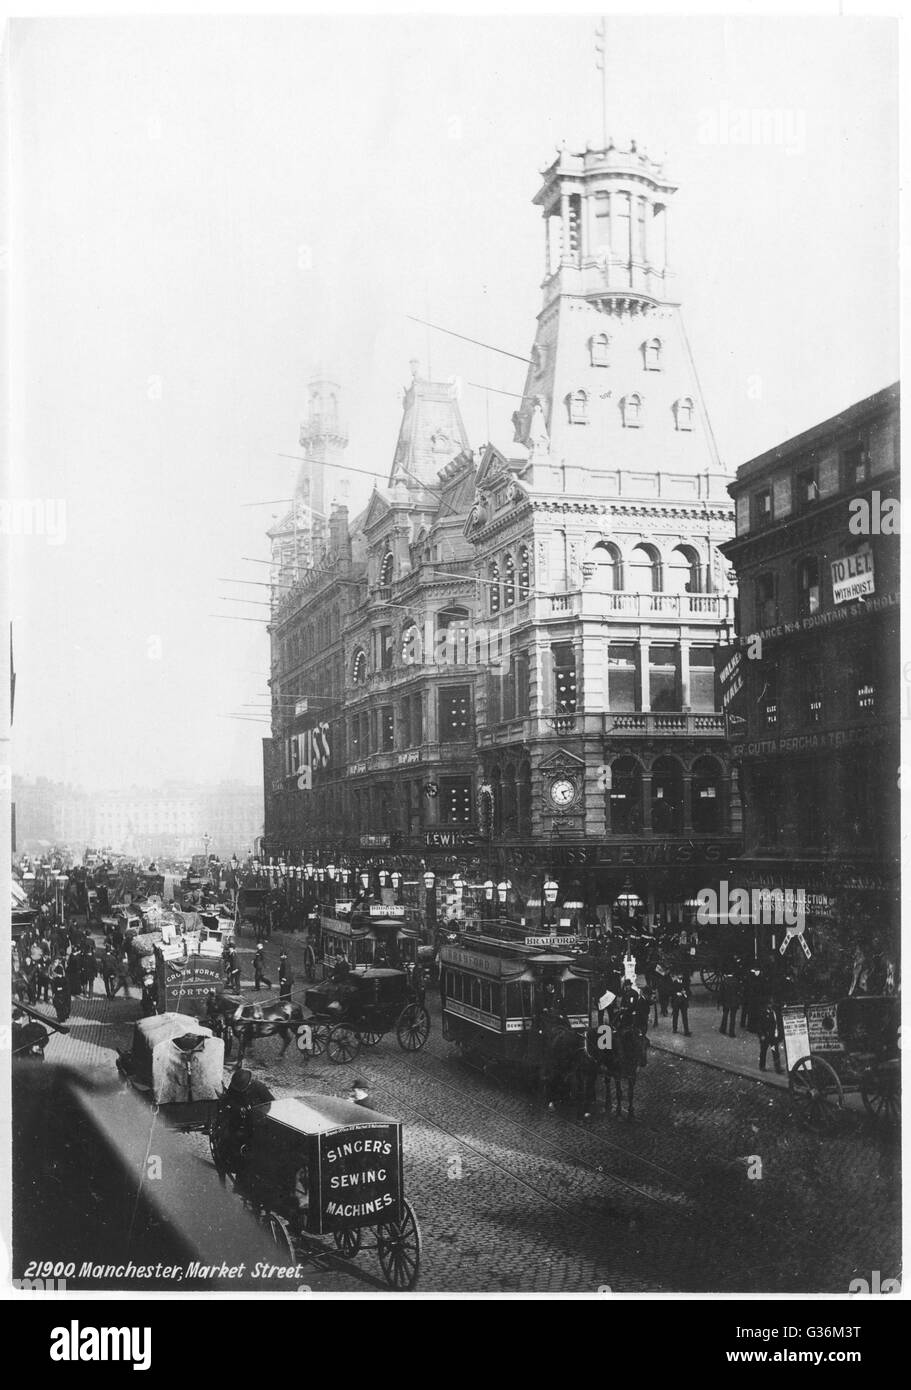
[306,903,426,981]
[439,918,594,1072]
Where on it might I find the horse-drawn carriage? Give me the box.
[784,994,900,1129]
[115,1012,225,1130]
[236,887,271,941]
[301,966,431,1064]
[210,1091,422,1289]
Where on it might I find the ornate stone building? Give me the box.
[467,141,741,918]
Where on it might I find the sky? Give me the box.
[6,12,899,792]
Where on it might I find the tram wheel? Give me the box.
[396,1005,431,1052]
[333,1228,363,1259]
[377,1199,422,1290]
[327,1024,360,1064]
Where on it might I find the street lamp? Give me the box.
[359,869,370,891]
[496,880,510,914]
[543,876,559,930]
[326,863,337,881]
[378,868,389,887]
[484,878,494,903]
[390,870,402,892]
[422,870,436,891]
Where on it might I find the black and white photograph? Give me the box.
[3,6,903,1315]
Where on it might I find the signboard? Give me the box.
[524,935,579,948]
[294,699,309,716]
[831,548,874,605]
[163,957,224,1011]
[424,830,477,849]
[782,1005,811,1071]
[806,1003,842,1053]
[369,904,405,917]
[316,1122,403,1232]
[360,834,390,848]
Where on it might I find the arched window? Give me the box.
[629,543,661,593]
[692,756,722,833]
[621,393,642,428]
[590,333,611,367]
[609,757,642,834]
[674,397,694,431]
[488,559,501,614]
[436,606,471,665]
[588,541,621,589]
[503,554,516,607]
[352,648,367,685]
[667,545,702,594]
[651,756,683,833]
[401,621,420,666]
[568,389,589,425]
[518,545,531,601]
[379,551,394,586]
[642,337,663,371]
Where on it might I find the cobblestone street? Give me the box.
[40,929,899,1294]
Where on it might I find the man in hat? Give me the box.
[224,943,241,993]
[348,1079,370,1107]
[252,942,271,992]
[278,951,292,1002]
[219,1067,275,1182]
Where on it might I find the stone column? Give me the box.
[637,637,651,712]
[641,771,653,834]
[682,773,693,834]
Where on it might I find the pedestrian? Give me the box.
[66,947,83,999]
[738,957,761,1032]
[348,1079,371,1107]
[279,951,292,1003]
[101,945,117,998]
[718,968,739,1038]
[140,971,159,1018]
[51,958,71,1024]
[757,1000,784,1073]
[670,969,691,1036]
[224,944,241,993]
[253,943,272,992]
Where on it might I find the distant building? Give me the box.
[721,382,899,993]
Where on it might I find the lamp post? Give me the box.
[543,876,559,931]
[422,869,437,938]
[497,879,510,919]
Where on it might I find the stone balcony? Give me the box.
[485,590,734,629]
[476,710,725,747]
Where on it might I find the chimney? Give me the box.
[329,505,351,561]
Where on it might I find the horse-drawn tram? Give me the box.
[210,1093,422,1289]
[306,904,426,980]
[439,918,593,1071]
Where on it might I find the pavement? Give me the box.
[646,991,790,1090]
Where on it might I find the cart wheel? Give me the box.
[356,1030,383,1048]
[304,946,317,983]
[861,1064,901,1125]
[209,1110,235,1186]
[699,967,722,994]
[788,1055,844,1130]
[310,1023,330,1057]
[333,1228,363,1259]
[263,1212,296,1262]
[327,1024,360,1064]
[396,1005,431,1052]
[377,1199,422,1290]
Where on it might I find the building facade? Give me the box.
[721,382,900,994]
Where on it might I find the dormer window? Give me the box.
[621,393,642,428]
[642,337,663,371]
[589,333,611,367]
[674,397,694,431]
[567,389,589,424]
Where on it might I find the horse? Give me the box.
[230,1000,304,1061]
[540,1016,606,1121]
[601,1012,648,1120]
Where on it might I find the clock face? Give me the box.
[549,777,577,809]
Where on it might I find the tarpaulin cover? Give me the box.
[131,1012,224,1103]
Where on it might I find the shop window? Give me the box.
[440,776,473,825]
[753,490,773,529]
[608,643,637,712]
[755,572,777,627]
[802,661,823,724]
[649,644,679,712]
[440,686,471,742]
[552,642,577,714]
[689,647,716,712]
[797,556,821,616]
[609,757,641,833]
